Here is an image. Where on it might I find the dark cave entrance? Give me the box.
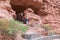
[11,5,39,23]
[11,5,26,22]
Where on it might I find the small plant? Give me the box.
[42,24,51,31]
[42,24,58,35]
[48,30,57,35]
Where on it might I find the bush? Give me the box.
[0,19,28,35]
[0,19,10,31]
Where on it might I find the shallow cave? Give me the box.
[10,0,48,24]
[11,4,39,23]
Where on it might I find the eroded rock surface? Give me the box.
[11,0,60,34]
[0,0,16,20]
[41,0,60,34]
[23,8,47,36]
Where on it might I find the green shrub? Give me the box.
[0,19,28,35]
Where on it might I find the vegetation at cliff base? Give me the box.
[0,19,28,35]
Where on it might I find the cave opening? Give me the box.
[11,5,39,23]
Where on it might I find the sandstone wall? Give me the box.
[10,0,60,33]
[41,0,60,30]
[0,0,16,20]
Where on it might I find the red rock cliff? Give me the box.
[11,0,60,34]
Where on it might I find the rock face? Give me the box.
[41,0,60,33]
[0,0,16,20]
[23,8,47,36]
[10,0,60,34]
